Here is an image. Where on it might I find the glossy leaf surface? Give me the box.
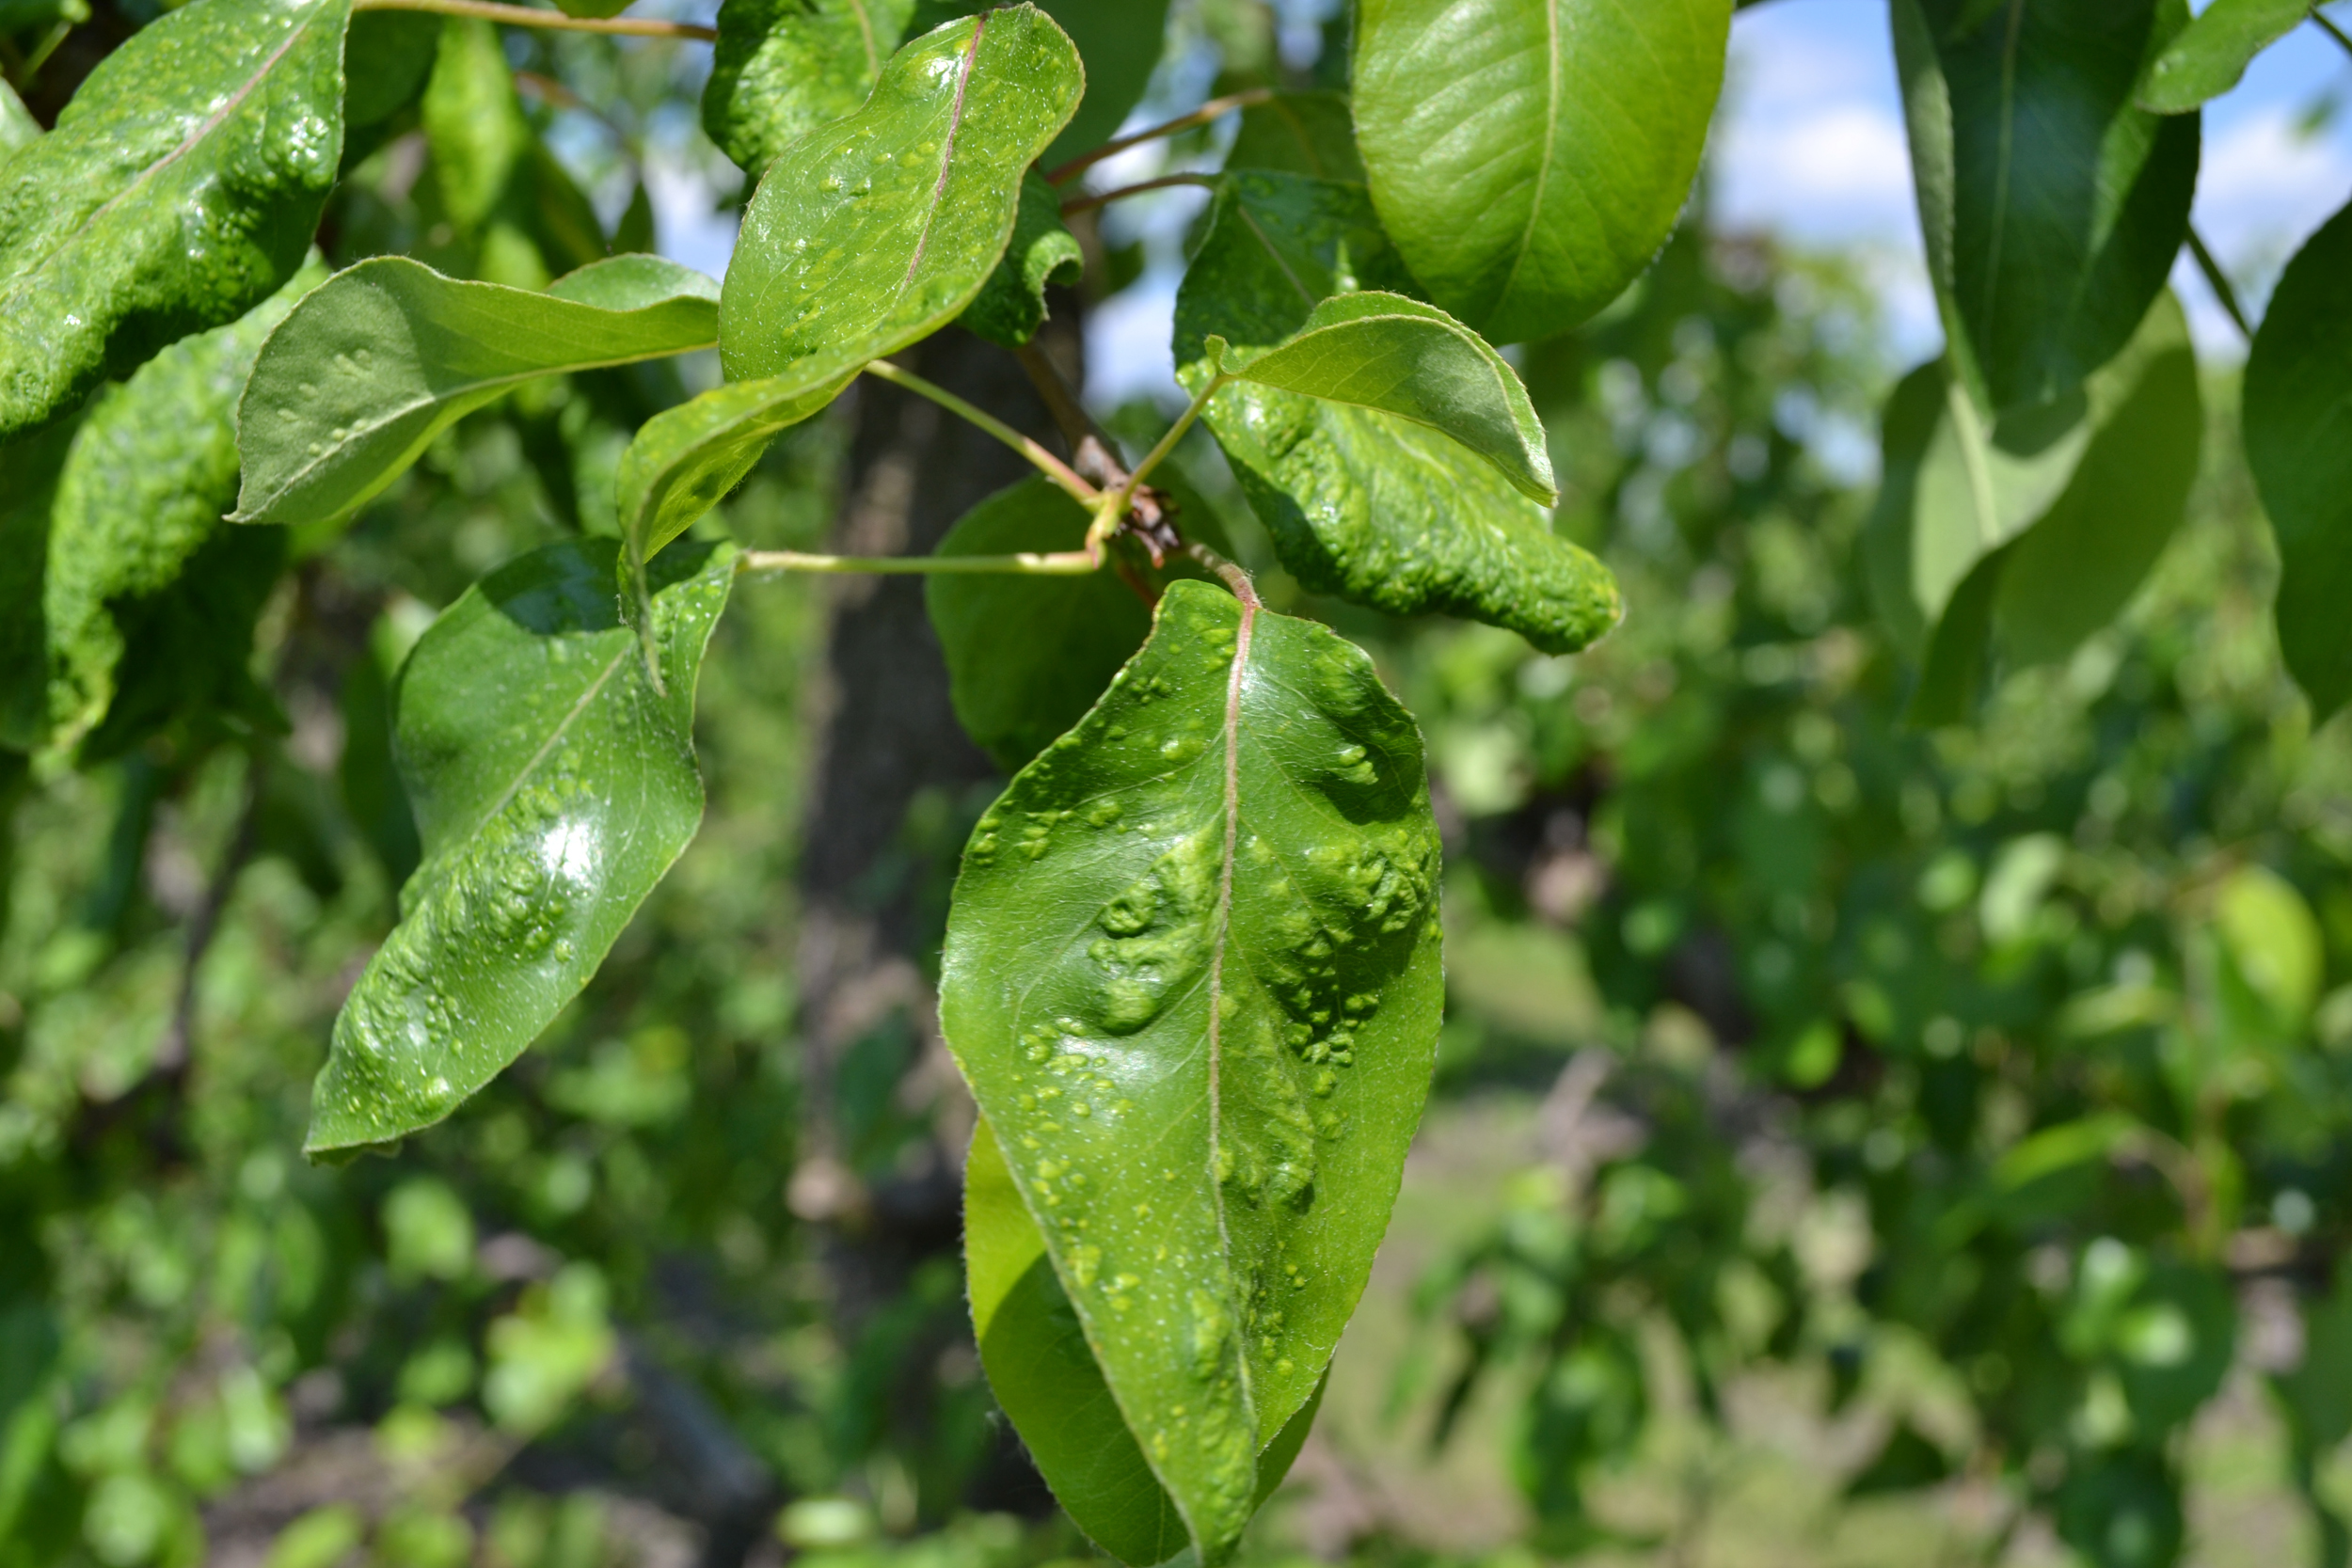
[45,265,319,754]
[1893,0,2198,413]
[961,172,1084,349]
[1352,0,1730,344]
[702,0,917,178]
[1217,291,1557,504]
[927,477,1154,772]
[2137,0,2308,112]
[306,539,735,1153]
[718,6,1083,382]
[2245,200,2352,719]
[0,0,351,438]
[966,1118,1323,1565]
[941,579,1443,1564]
[234,257,720,527]
[1175,173,1618,655]
[1226,91,1363,182]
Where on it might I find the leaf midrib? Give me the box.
[898,11,987,292]
[1200,594,1260,1447]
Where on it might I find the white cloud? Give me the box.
[1717,102,1919,243]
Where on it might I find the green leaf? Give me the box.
[343,10,441,130]
[1031,0,1169,167]
[926,477,1155,772]
[1867,291,2199,701]
[1216,292,1557,504]
[2137,0,2309,112]
[44,262,322,755]
[0,418,84,751]
[2245,199,2352,720]
[1226,91,1363,183]
[961,171,1084,350]
[615,359,854,573]
[0,0,352,439]
[940,578,1443,1565]
[233,256,720,528]
[304,538,735,1153]
[1352,0,1730,344]
[702,0,918,179]
[0,80,37,161]
[1174,172,1618,655]
[1893,0,2199,413]
[966,1117,1323,1565]
[717,5,1084,383]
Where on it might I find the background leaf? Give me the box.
[0,79,37,158]
[420,17,606,289]
[234,256,720,528]
[960,171,1083,350]
[305,538,735,1153]
[1220,291,1558,504]
[2245,199,2352,719]
[925,477,1156,773]
[0,417,83,750]
[44,263,322,756]
[616,361,853,573]
[941,579,1444,1565]
[342,10,440,131]
[718,5,1083,382]
[1893,0,2199,413]
[702,0,918,180]
[1352,0,1731,344]
[1029,0,1169,166]
[1175,172,1619,655]
[1225,91,1363,182]
[0,0,351,438]
[2137,0,2310,112]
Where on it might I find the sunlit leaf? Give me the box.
[1175,172,1618,654]
[1893,0,2198,412]
[1352,0,1730,343]
[941,578,1443,1564]
[703,0,918,178]
[2244,199,2352,719]
[0,0,351,438]
[718,5,1083,381]
[2137,0,2308,113]
[0,79,38,160]
[305,538,735,1154]
[967,1117,1324,1565]
[233,256,720,528]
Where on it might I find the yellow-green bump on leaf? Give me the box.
[941,579,1443,1564]
[1175,172,1618,655]
[702,0,918,179]
[1353,0,1730,344]
[233,256,721,528]
[718,4,1083,382]
[967,1117,1326,1565]
[305,538,735,1154]
[0,0,353,438]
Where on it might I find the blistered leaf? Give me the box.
[1226,91,1363,182]
[233,256,720,528]
[966,1118,1323,1565]
[305,539,734,1153]
[2244,200,2352,719]
[702,0,918,179]
[927,478,1153,771]
[0,0,351,438]
[718,5,1083,382]
[2137,0,2309,113]
[1216,292,1556,504]
[961,172,1084,350]
[1893,0,2198,413]
[1352,0,1729,344]
[1867,292,2199,721]
[44,264,321,755]
[941,579,1442,1564]
[1175,172,1618,655]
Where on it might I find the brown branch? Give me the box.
[1060,172,1217,219]
[350,0,718,40]
[1045,88,1274,185]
